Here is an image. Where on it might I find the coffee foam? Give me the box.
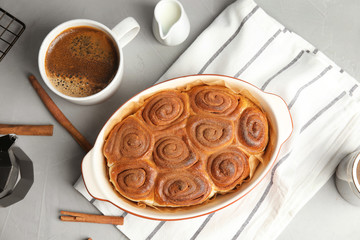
[45,26,119,97]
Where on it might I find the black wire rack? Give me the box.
[0,8,25,62]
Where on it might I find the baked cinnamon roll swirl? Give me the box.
[141,90,189,130]
[155,170,212,206]
[103,116,154,166]
[153,135,197,170]
[189,85,239,117]
[187,116,234,151]
[207,147,250,191]
[110,161,157,201]
[237,107,269,154]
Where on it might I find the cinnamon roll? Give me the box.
[140,90,189,131]
[103,116,154,166]
[207,147,250,191]
[187,116,234,151]
[153,135,197,170]
[155,170,212,206]
[110,161,157,201]
[189,85,240,118]
[237,107,269,154]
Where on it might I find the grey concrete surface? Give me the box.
[0,0,359,239]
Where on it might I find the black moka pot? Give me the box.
[0,135,34,207]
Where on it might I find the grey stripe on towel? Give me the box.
[261,50,305,90]
[234,29,283,78]
[349,84,358,96]
[146,221,166,240]
[232,153,291,240]
[300,91,346,133]
[190,213,216,240]
[198,6,260,74]
[288,65,333,109]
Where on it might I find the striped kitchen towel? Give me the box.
[75,0,360,239]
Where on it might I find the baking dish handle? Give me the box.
[81,150,107,200]
[264,93,293,143]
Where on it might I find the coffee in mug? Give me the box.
[44,26,120,97]
[39,18,140,105]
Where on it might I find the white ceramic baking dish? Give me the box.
[82,74,293,221]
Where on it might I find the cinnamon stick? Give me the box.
[60,211,124,225]
[28,75,92,152]
[0,124,53,136]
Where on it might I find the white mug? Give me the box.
[38,18,140,105]
[335,151,360,206]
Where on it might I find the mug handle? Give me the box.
[112,17,140,48]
